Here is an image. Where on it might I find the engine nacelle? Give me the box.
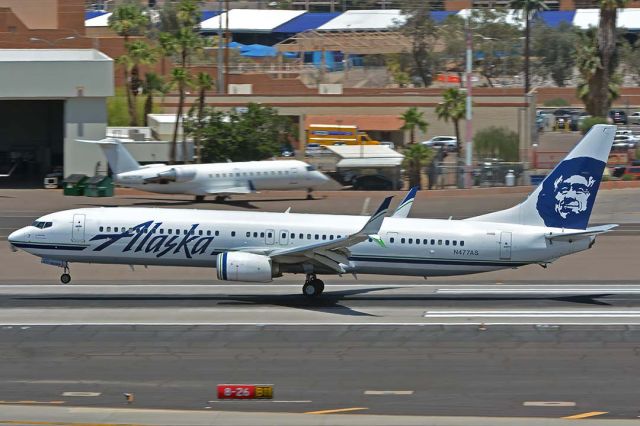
[216,252,273,282]
[153,167,197,183]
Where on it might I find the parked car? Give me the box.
[305,143,323,157]
[613,135,637,150]
[629,111,640,125]
[609,109,628,124]
[612,165,640,179]
[569,112,589,131]
[615,130,639,142]
[421,136,458,151]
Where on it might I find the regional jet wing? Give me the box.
[391,186,418,218]
[204,181,256,195]
[264,196,393,273]
[545,224,618,242]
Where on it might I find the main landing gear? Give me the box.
[194,195,205,202]
[302,274,324,298]
[60,262,71,284]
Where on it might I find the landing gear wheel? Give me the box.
[306,188,314,200]
[195,195,205,202]
[302,275,324,298]
[60,273,71,284]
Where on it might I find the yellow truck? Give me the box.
[307,124,380,146]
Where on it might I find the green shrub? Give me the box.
[580,116,608,134]
[474,126,519,162]
[543,97,570,107]
[602,174,610,182]
[622,174,634,181]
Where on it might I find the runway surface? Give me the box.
[0,282,639,423]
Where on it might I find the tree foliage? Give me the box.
[474,126,519,162]
[400,107,428,145]
[509,0,549,92]
[397,2,438,87]
[402,144,433,190]
[188,103,292,163]
[619,38,640,85]
[531,22,577,87]
[435,88,466,154]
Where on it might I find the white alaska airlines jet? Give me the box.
[11,125,616,297]
[80,138,329,201]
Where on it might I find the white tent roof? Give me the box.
[337,157,403,168]
[85,12,112,27]
[200,9,305,32]
[317,10,405,31]
[574,8,640,30]
[325,145,404,159]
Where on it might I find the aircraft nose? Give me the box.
[314,171,330,183]
[8,228,25,244]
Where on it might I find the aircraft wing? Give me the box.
[391,186,418,218]
[204,181,256,195]
[263,196,393,273]
[545,224,618,242]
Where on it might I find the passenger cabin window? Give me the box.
[390,237,395,243]
[206,230,211,236]
[423,239,427,244]
[231,231,236,237]
[453,240,457,246]
[460,241,465,247]
[401,238,405,244]
[431,239,435,245]
[445,240,450,246]
[253,232,258,238]
[99,226,104,232]
[438,240,442,245]
[246,232,251,238]
[260,232,265,238]
[215,231,220,236]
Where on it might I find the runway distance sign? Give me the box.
[217,384,273,399]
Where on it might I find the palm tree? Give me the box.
[124,40,158,126]
[108,3,149,127]
[142,72,166,127]
[435,88,466,154]
[193,72,214,164]
[509,0,548,94]
[402,144,433,189]
[400,107,429,145]
[168,67,192,164]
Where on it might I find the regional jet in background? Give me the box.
[11,126,616,297]
[79,138,329,202]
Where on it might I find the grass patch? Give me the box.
[107,87,161,126]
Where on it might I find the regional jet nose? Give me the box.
[313,171,330,184]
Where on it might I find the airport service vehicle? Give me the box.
[306,124,380,146]
[11,126,616,297]
[81,139,328,201]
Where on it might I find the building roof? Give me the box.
[201,10,222,22]
[317,10,405,31]
[272,12,341,33]
[85,10,109,20]
[85,11,112,27]
[200,9,305,33]
[0,49,111,62]
[536,10,575,27]
[457,9,524,28]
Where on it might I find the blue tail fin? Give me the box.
[467,124,616,229]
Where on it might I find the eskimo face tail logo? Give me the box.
[536,156,605,229]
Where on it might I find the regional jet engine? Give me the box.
[216,252,275,282]
[145,167,196,183]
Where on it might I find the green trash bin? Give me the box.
[63,174,88,196]
[84,175,114,197]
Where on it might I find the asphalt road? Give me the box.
[0,188,639,424]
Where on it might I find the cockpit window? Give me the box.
[306,165,316,171]
[31,221,52,229]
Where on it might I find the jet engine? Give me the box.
[216,252,274,282]
[145,167,196,183]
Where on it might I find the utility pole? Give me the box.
[217,0,224,94]
[224,0,230,95]
[464,17,473,188]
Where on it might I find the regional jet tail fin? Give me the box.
[467,124,616,230]
[77,138,141,174]
[391,186,418,218]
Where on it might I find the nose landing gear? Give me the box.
[302,274,324,298]
[60,262,71,284]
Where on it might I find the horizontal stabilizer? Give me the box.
[545,224,618,242]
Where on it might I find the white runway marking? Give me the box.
[62,392,101,397]
[523,401,576,407]
[364,390,414,395]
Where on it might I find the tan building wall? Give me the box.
[0,0,57,29]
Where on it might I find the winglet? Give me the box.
[391,186,418,218]
[361,196,393,236]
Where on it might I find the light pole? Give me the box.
[464,18,473,188]
[217,0,224,94]
[29,36,76,47]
